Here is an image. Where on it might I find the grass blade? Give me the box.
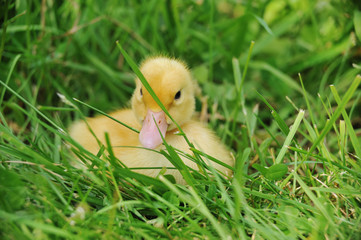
[0,80,64,133]
[298,73,316,126]
[73,98,140,133]
[251,61,313,99]
[330,85,361,159]
[275,110,304,164]
[160,176,231,239]
[308,75,361,155]
[115,40,195,149]
[256,90,289,135]
[293,174,338,230]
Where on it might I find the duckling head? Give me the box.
[131,57,195,149]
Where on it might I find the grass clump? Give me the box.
[1,1,361,239]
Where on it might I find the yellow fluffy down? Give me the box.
[69,57,234,184]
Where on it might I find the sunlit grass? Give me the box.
[1,1,361,239]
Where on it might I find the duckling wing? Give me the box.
[69,109,140,155]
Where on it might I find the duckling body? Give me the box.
[69,57,233,184]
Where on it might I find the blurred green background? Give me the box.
[1,0,360,121]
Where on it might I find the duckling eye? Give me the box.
[140,88,143,96]
[174,90,181,100]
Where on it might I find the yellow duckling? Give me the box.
[69,57,234,184]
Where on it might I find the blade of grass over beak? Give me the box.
[73,98,139,134]
[330,85,361,159]
[116,40,200,157]
[276,110,304,164]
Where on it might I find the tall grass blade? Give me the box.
[308,75,361,155]
[330,85,361,159]
[256,90,289,135]
[73,98,140,133]
[115,40,195,149]
[275,109,304,164]
[299,73,316,126]
[0,80,64,133]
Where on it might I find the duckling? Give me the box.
[69,57,234,184]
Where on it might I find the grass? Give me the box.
[1,0,361,239]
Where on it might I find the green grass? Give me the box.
[1,0,361,239]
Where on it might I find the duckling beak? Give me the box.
[139,109,168,149]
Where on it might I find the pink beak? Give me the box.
[139,110,168,149]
